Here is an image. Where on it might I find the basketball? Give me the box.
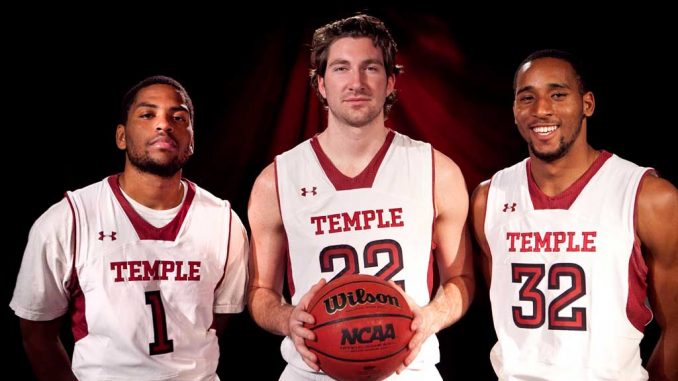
[304,274,414,381]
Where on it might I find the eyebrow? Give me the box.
[516,82,570,95]
[134,102,189,113]
[327,58,384,67]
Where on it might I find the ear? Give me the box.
[115,124,126,150]
[188,140,194,156]
[318,75,327,100]
[582,91,595,117]
[386,73,396,97]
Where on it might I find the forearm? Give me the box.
[647,333,678,381]
[424,274,474,332]
[23,336,76,381]
[248,286,294,336]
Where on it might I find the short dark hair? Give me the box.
[309,14,402,115]
[514,49,588,95]
[120,75,194,125]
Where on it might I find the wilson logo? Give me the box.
[323,287,400,314]
[341,323,396,345]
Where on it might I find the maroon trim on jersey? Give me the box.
[310,129,395,190]
[527,150,612,210]
[107,175,196,241]
[65,194,89,342]
[431,146,437,221]
[428,146,437,296]
[427,251,437,297]
[69,276,88,342]
[215,207,233,291]
[626,171,653,332]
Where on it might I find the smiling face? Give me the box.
[116,84,194,177]
[513,57,595,162]
[317,37,395,128]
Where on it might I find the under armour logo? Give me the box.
[301,187,317,197]
[98,231,117,241]
[502,203,517,212]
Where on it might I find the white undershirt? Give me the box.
[119,181,188,228]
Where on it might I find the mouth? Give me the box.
[343,95,371,103]
[148,137,178,150]
[530,124,558,136]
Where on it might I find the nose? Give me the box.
[155,114,174,132]
[532,97,553,117]
[348,69,366,92]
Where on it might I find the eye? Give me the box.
[517,95,534,103]
[552,92,567,99]
[139,112,154,119]
[333,66,348,72]
[173,115,187,122]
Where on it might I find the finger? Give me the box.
[299,278,328,309]
[292,308,317,326]
[403,343,422,367]
[409,328,426,350]
[292,325,316,342]
[302,356,320,371]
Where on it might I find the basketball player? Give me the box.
[470,50,678,380]
[10,76,249,381]
[247,14,473,380]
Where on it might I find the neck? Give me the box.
[118,165,184,210]
[317,117,390,177]
[529,143,599,197]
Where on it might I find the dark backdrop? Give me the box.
[6,6,673,380]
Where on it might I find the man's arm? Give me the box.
[20,317,77,381]
[247,163,292,335]
[402,150,474,367]
[247,163,324,370]
[470,181,492,288]
[637,174,678,381]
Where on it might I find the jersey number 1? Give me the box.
[511,263,587,331]
[145,290,174,355]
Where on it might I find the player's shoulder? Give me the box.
[31,197,73,238]
[638,173,678,213]
[67,177,112,197]
[252,162,277,192]
[275,138,313,162]
[470,179,491,216]
[432,148,463,179]
[187,180,232,209]
[471,180,491,204]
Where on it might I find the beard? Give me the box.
[127,148,189,178]
[529,117,584,162]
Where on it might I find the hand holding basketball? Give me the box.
[290,278,327,371]
[304,274,414,381]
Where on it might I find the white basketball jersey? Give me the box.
[11,176,244,381]
[276,130,439,374]
[485,152,652,381]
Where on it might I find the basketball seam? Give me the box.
[310,313,413,331]
[307,344,410,363]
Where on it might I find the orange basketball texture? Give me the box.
[304,274,414,381]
